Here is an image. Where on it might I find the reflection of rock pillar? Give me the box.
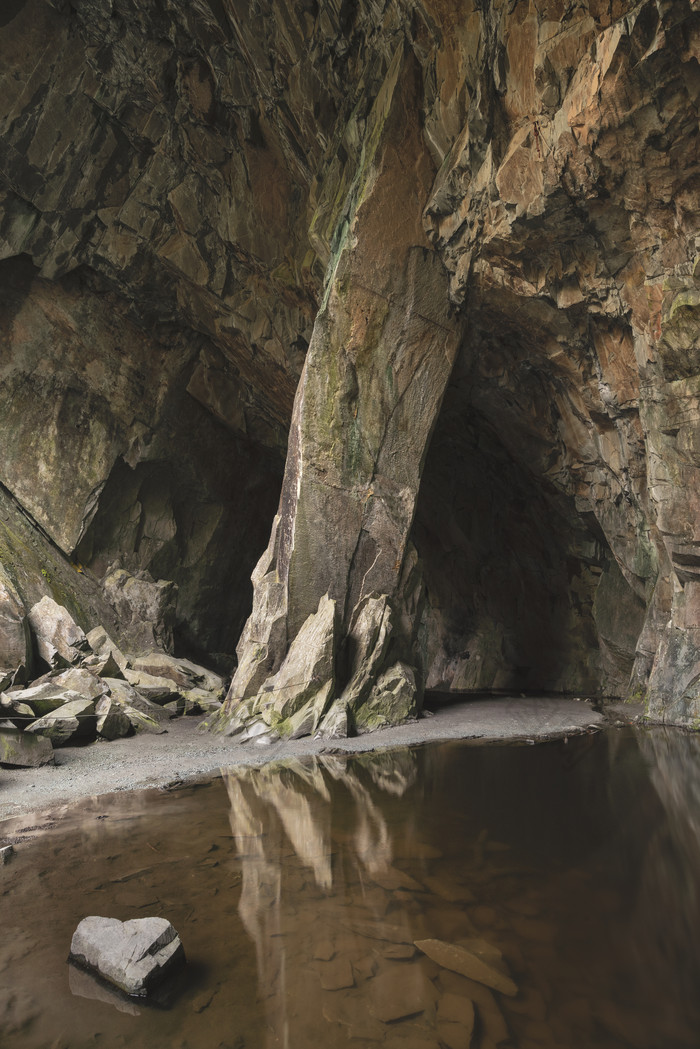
[619,730,700,1026]
[224,754,415,1048]
[225,775,288,1049]
[213,48,461,739]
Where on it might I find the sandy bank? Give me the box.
[0,695,620,829]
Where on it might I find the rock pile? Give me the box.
[0,596,224,767]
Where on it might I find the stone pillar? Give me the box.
[210,50,462,739]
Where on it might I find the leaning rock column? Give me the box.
[210,49,462,739]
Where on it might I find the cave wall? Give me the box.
[0,0,409,664]
[0,0,699,732]
[421,0,700,723]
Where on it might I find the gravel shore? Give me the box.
[0,695,613,829]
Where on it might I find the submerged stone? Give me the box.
[319,957,355,990]
[414,938,518,996]
[69,916,185,996]
[369,965,433,1022]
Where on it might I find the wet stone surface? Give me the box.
[1,728,699,1049]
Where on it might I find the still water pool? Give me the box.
[1,727,699,1049]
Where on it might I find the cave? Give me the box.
[413,293,649,700]
[0,0,699,739]
[2,1,700,1046]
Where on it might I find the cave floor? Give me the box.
[0,695,631,827]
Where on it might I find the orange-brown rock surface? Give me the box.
[0,0,698,731]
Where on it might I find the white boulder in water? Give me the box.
[69,916,185,996]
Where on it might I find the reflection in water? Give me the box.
[620,731,700,1031]
[222,735,700,1049]
[1,730,700,1049]
[223,751,418,1049]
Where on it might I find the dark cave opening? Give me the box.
[413,330,647,700]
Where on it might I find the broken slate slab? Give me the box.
[0,727,55,767]
[6,682,85,717]
[130,652,224,697]
[122,668,183,705]
[95,697,132,741]
[319,957,355,990]
[32,667,109,703]
[102,678,171,724]
[85,626,130,673]
[69,916,185,996]
[0,693,35,728]
[25,698,96,745]
[368,965,433,1022]
[414,938,517,996]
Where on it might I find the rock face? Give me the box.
[0,564,30,678]
[1,0,699,733]
[69,917,185,996]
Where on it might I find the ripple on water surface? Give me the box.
[1,727,699,1049]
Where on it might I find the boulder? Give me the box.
[0,565,31,677]
[181,688,222,714]
[9,682,87,717]
[122,668,183,705]
[25,697,96,744]
[222,594,336,738]
[0,727,55,767]
[0,695,35,728]
[162,696,185,717]
[68,964,140,1015]
[95,696,132,740]
[354,662,421,734]
[27,597,90,669]
[81,652,125,680]
[69,916,185,996]
[85,626,130,673]
[130,652,224,697]
[102,569,177,654]
[118,705,166,735]
[32,667,109,703]
[102,678,171,724]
